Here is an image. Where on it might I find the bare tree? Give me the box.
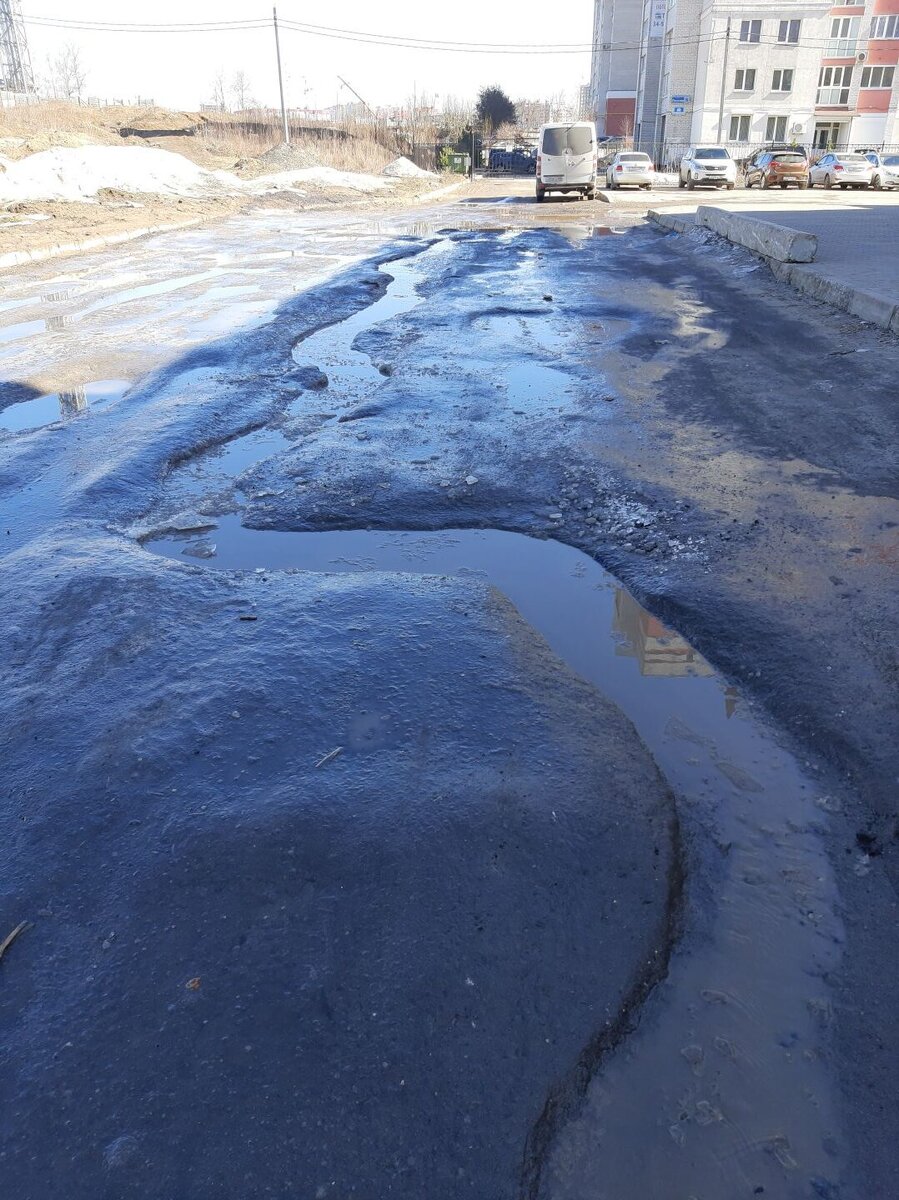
[231,70,251,112]
[51,42,87,102]
[437,94,472,142]
[211,70,228,112]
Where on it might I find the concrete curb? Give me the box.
[695,205,817,262]
[648,209,693,234]
[0,217,204,272]
[648,208,899,335]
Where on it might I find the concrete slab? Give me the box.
[695,205,817,262]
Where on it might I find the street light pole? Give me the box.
[273,6,290,145]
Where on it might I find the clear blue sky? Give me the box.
[24,1,594,110]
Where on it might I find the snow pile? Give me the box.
[0,146,232,203]
[249,166,392,194]
[0,145,398,203]
[383,156,437,179]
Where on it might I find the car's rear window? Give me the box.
[542,125,593,156]
[884,155,899,166]
[695,148,730,159]
[771,153,806,163]
[839,154,869,163]
[620,153,651,162]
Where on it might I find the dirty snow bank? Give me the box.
[383,155,437,179]
[249,165,392,194]
[0,146,228,202]
[0,145,402,204]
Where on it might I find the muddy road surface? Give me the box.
[1,185,897,1199]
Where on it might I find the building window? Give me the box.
[765,115,788,140]
[778,19,801,43]
[871,14,899,39]
[734,68,756,90]
[729,113,751,139]
[739,19,762,43]
[817,65,852,106]
[825,17,859,57]
[860,65,895,88]
[772,69,793,92]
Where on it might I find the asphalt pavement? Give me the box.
[1,180,897,1199]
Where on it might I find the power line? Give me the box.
[23,15,269,32]
[20,12,880,56]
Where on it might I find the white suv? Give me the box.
[679,147,737,190]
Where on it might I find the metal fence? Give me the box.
[640,140,899,171]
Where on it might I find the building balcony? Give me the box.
[823,38,857,57]
[816,87,851,105]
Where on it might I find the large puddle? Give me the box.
[0,379,130,433]
[146,519,845,1197]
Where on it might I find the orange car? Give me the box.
[744,150,810,190]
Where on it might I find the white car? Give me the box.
[863,151,899,190]
[809,152,874,190]
[679,147,737,190]
[606,151,654,190]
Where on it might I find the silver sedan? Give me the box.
[809,152,874,190]
[605,152,654,190]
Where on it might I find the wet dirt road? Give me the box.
[1,182,898,1199]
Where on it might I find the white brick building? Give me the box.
[592,0,899,157]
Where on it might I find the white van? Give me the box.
[536,122,598,202]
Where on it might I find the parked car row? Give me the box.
[682,144,899,191]
[531,122,899,202]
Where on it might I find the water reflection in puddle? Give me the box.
[0,379,130,433]
[144,519,844,1196]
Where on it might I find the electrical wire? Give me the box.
[21,11,881,56]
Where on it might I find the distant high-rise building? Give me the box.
[589,0,642,135]
[0,0,34,94]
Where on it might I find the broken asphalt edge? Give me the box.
[648,208,899,335]
[518,790,686,1200]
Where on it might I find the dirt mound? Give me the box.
[383,155,437,179]
[118,108,199,137]
[250,141,321,172]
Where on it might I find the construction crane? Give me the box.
[0,0,35,94]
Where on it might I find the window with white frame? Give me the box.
[772,69,793,92]
[871,14,899,39]
[734,68,756,90]
[729,113,751,139]
[739,19,762,43]
[817,65,852,106]
[778,19,801,43]
[765,115,788,140]
[860,65,895,88]
[825,16,859,56]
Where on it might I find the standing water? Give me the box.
[146,520,846,1200]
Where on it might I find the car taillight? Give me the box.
[615,164,623,171]
[536,155,542,172]
[834,164,844,171]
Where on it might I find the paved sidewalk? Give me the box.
[650,196,899,332]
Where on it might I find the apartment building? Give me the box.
[592,0,899,153]
[589,0,642,134]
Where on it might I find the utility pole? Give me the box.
[272,6,290,145]
[717,16,732,143]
